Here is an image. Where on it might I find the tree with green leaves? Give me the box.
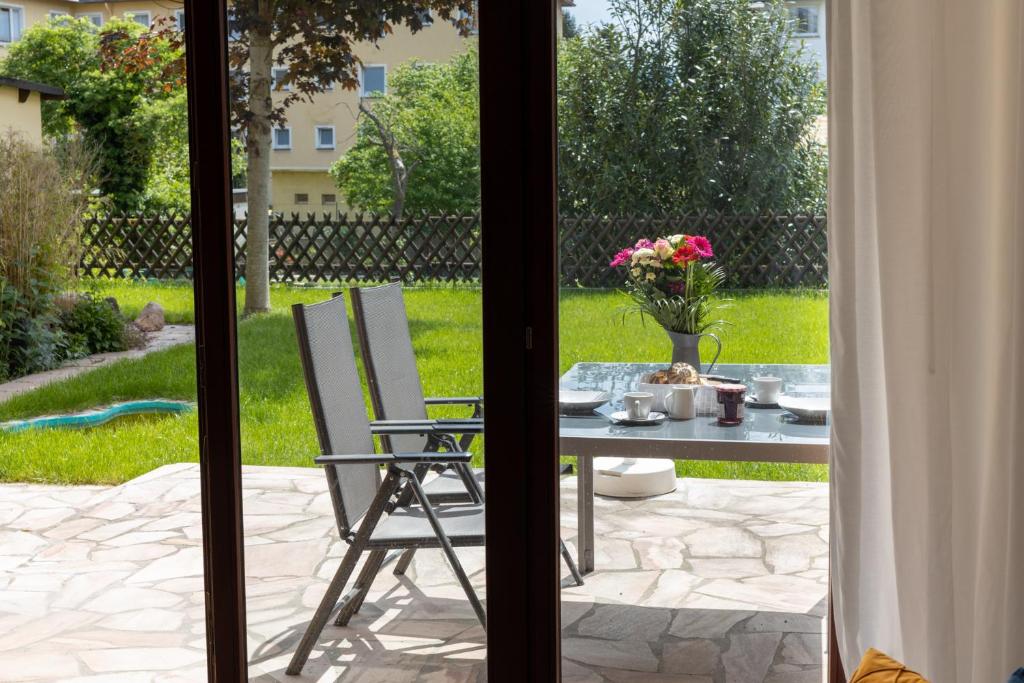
[0,16,185,211]
[329,48,480,217]
[227,0,475,314]
[557,0,827,215]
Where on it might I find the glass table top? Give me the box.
[559,363,830,446]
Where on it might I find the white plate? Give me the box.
[777,395,830,421]
[610,410,666,425]
[559,390,611,412]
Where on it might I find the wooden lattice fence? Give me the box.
[79,211,827,288]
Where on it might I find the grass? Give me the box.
[0,281,828,485]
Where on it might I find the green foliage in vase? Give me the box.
[611,234,729,335]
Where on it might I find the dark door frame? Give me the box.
[182,1,249,680]
[480,1,562,681]
[182,2,841,682]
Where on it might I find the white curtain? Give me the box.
[828,1,1024,681]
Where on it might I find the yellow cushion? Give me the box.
[850,648,929,682]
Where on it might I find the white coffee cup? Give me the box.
[664,385,696,420]
[752,376,783,404]
[623,392,654,420]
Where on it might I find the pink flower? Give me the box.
[634,239,655,250]
[609,248,634,268]
[686,235,714,259]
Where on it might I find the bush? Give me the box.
[557,0,828,214]
[59,296,129,356]
[0,133,95,380]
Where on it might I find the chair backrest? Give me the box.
[350,283,428,453]
[292,295,379,537]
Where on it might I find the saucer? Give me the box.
[610,411,666,426]
[745,395,780,409]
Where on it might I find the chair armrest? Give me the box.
[314,452,473,466]
[432,418,483,434]
[369,420,440,436]
[424,396,483,406]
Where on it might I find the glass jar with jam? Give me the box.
[715,383,747,425]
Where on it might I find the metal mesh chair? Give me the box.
[287,296,487,676]
[351,282,484,502]
[351,282,584,586]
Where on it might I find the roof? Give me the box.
[0,77,66,101]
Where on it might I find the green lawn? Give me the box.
[0,281,828,485]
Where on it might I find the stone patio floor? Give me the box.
[0,464,828,682]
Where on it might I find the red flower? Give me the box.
[672,243,698,266]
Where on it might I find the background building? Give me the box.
[3,1,575,214]
[0,76,63,144]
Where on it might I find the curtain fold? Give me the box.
[828,1,1024,680]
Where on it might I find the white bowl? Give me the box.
[559,389,611,413]
[778,395,830,421]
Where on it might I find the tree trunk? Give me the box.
[359,100,408,220]
[243,20,274,314]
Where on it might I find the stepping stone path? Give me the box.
[0,325,194,404]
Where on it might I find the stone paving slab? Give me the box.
[0,326,194,403]
[0,464,828,681]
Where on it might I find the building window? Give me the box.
[359,65,387,97]
[321,193,337,205]
[271,67,291,92]
[294,193,309,205]
[49,10,70,21]
[315,126,336,150]
[0,5,24,43]
[174,9,185,31]
[272,127,292,150]
[788,5,819,36]
[126,11,151,27]
[417,9,433,26]
[79,12,103,27]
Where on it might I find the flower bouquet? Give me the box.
[610,234,728,369]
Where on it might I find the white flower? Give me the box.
[630,268,641,278]
[646,272,657,282]
[632,248,655,262]
[667,234,685,246]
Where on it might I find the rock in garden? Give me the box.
[134,302,166,332]
[105,296,121,314]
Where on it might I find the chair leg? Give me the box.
[285,541,363,675]
[334,549,386,626]
[394,547,416,575]
[287,469,402,676]
[404,473,487,629]
[560,538,584,586]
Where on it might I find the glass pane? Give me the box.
[0,10,206,678]
[557,0,830,678]
[361,65,386,95]
[230,4,486,678]
[0,11,12,42]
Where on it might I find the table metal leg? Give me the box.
[577,453,595,574]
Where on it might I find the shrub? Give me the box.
[59,296,129,356]
[557,0,828,214]
[0,133,95,380]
